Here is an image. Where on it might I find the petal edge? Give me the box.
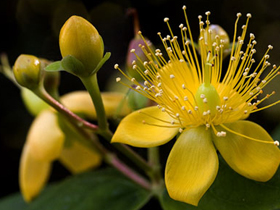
[112,106,178,147]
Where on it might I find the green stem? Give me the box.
[80,74,153,173]
[148,147,162,183]
[80,74,108,131]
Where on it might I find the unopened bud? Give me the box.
[126,35,154,80]
[13,54,42,90]
[199,24,230,54]
[59,15,104,75]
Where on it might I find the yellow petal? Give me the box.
[27,110,65,161]
[111,106,178,147]
[165,126,219,206]
[61,91,131,119]
[59,139,102,174]
[212,120,280,182]
[19,143,51,202]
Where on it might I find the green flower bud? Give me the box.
[127,89,149,110]
[59,15,104,76]
[13,54,42,90]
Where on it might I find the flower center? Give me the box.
[195,83,221,118]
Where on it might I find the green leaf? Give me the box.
[44,61,64,72]
[91,52,111,75]
[159,190,197,210]
[61,55,86,77]
[0,168,151,210]
[272,124,280,141]
[0,193,28,210]
[159,156,280,210]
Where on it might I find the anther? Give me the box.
[114,64,119,69]
[265,55,270,59]
[164,17,169,22]
[250,33,255,39]
[170,74,175,79]
[200,94,205,99]
[116,77,121,82]
[237,13,242,17]
[203,98,208,103]
[247,13,252,18]
[130,49,135,53]
[274,141,279,146]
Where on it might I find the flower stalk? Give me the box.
[80,74,153,173]
[33,85,99,131]
[80,74,108,132]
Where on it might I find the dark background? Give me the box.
[1,0,280,205]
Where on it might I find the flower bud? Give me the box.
[126,35,154,80]
[127,89,149,110]
[59,15,104,75]
[199,24,230,52]
[13,54,42,89]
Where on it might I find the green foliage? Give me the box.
[159,156,280,210]
[44,52,110,77]
[272,124,280,141]
[0,168,151,210]
[44,61,64,72]
[61,55,86,77]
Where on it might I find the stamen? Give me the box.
[220,124,278,145]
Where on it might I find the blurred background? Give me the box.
[1,0,280,201]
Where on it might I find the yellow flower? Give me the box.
[112,7,280,206]
[20,91,131,202]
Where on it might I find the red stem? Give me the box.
[35,86,99,131]
[108,154,151,190]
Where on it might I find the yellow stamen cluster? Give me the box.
[115,6,280,144]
